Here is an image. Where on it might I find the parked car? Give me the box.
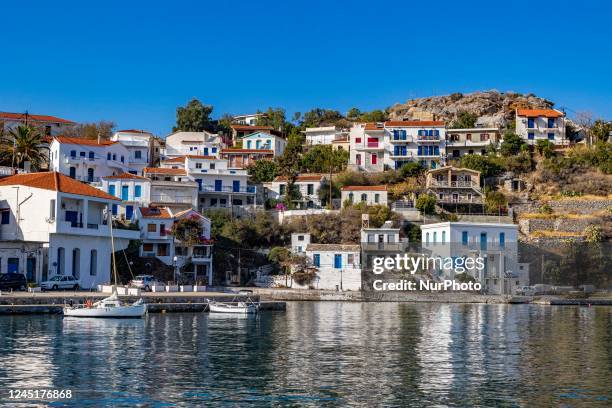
[516,286,535,296]
[0,273,27,291]
[40,275,80,291]
[130,275,165,291]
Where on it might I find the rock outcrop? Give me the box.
[387,90,556,127]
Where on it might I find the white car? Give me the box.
[41,275,80,290]
[130,275,165,291]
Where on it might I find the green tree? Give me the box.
[591,119,612,143]
[301,108,346,128]
[399,162,425,178]
[359,109,388,123]
[347,107,362,121]
[256,107,286,131]
[535,139,555,158]
[450,110,478,129]
[217,113,234,135]
[499,131,525,156]
[275,133,303,208]
[318,179,341,208]
[173,98,213,132]
[0,125,46,170]
[300,145,348,173]
[247,160,278,183]
[459,154,502,178]
[415,194,437,215]
[484,190,507,213]
[62,120,116,140]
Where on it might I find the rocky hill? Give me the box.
[387,90,556,128]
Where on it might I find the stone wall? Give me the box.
[547,199,612,214]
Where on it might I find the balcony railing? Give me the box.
[151,195,194,204]
[361,242,408,252]
[416,135,441,142]
[428,180,481,189]
[199,185,256,194]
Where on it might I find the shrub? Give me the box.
[539,204,553,214]
[535,139,555,158]
[415,194,436,215]
[484,190,507,213]
[499,132,525,156]
[399,162,425,178]
[460,154,503,178]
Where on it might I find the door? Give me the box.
[26,257,36,282]
[232,180,240,192]
[121,186,129,201]
[480,233,487,250]
[7,258,19,273]
[69,167,76,178]
[126,205,134,220]
[65,211,78,226]
[214,180,222,192]
[334,254,342,269]
[108,185,116,196]
[203,147,209,156]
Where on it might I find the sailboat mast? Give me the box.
[109,210,119,287]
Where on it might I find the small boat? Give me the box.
[64,291,146,318]
[208,298,259,314]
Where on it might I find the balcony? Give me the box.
[361,241,409,252]
[390,136,412,143]
[428,180,481,190]
[437,196,483,204]
[199,185,256,194]
[151,194,194,204]
[416,135,441,143]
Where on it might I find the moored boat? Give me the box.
[208,299,259,314]
[64,292,146,318]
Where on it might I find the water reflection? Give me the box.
[0,304,609,406]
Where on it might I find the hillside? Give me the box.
[387,90,556,128]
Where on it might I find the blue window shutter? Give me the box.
[1,210,9,224]
[462,231,468,245]
[134,185,142,198]
[108,185,116,196]
[528,133,534,140]
[334,254,342,269]
[499,232,505,248]
[548,133,554,140]
[313,254,320,267]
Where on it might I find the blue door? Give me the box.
[196,179,202,191]
[203,147,209,156]
[480,233,487,250]
[69,167,76,178]
[214,180,222,192]
[108,185,116,196]
[7,258,19,273]
[26,258,36,281]
[121,186,129,201]
[65,211,78,225]
[313,254,320,267]
[334,254,342,269]
[233,180,240,192]
[126,205,134,220]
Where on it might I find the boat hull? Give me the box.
[209,303,258,314]
[64,305,146,318]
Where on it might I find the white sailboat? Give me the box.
[64,213,146,318]
[208,297,259,314]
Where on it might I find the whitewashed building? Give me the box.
[420,222,529,294]
[241,131,287,157]
[0,172,138,288]
[268,174,327,209]
[303,126,347,146]
[0,111,75,137]
[111,129,156,175]
[99,173,152,221]
[305,243,362,291]
[143,167,198,212]
[445,128,501,158]
[49,136,132,182]
[232,113,266,126]
[349,121,446,172]
[515,109,567,145]
[163,131,223,159]
[341,185,388,207]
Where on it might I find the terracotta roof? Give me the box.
[273,174,326,182]
[221,148,274,154]
[306,243,360,252]
[143,167,187,176]
[161,157,186,164]
[102,172,150,181]
[385,121,445,127]
[139,206,173,219]
[0,111,75,124]
[516,109,564,118]
[173,208,207,219]
[0,172,120,201]
[332,136,349,142]
[230,125,273,131]
[364,123,385,131]
[341,185,388,191]
[53,136,117,146]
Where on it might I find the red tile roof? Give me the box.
[161,157,186,164]
[364,123,385,131]
[53,136,117,146]
[221,149,274,154]
[0,172,120,200]
[0,111,75,124]
[341,185,388,191]
[385,121,445,127]
[102,172,150,181]
[273,174,326,182]
[516,109,564,118]
[143,167,187,176]
[139,206,173,219]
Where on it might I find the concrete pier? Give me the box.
[0,291,286,314]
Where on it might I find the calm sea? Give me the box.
[0,302,610,407]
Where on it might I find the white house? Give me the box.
[163,131,223,159]
[341,185,388,207]
[303,126,347,146]
[445,128,501,158]
[99,173,151,221]
[0,172,139,288]
[241,131,287,157]
[515,109,567,145]
[420,222,529,295]
[305,243,362,291]
[49,136,132,182]
[0,111,75,137]
[232,113,266,126]
[349,121,446,172]
[143,167,199,212]
[111,129,156,175]
[138,206,213,284]
[291,232,311,254]
[268,174,327,209]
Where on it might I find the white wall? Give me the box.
[341,189,388,206]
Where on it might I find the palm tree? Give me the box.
[0,125,46,170]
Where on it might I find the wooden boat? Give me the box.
[208,298,259,314]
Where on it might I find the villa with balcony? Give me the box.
[267,174,327,209]
[220,148,274,169]
[111,129,157,175]
[445,128,501,158]
[143,167,198,212]
[162,131,223,159]
[0,172,138,288]
[425,166,483,207]
[515,109,567,146]
[240,131,287,157]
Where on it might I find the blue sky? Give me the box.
[1,0,610,136]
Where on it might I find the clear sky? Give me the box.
[1,0,610,136]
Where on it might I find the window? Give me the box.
[112,154,116,161]
[69,167,76,178]
[433,232,437,243]
[107,153,111,160]
[374,193,380,203]
[348,253,355,266]
[499,232,505,248]
[87,168,94,182]
[298,235,304,241]
[157,244,168,256]
[135,150,142,159]
[334,254,342,269]
[57,247,65,275]
[371,153,377,165]
[90,250,97,276]
[425,233,430,245]
[72,248,80,278]
[160,224,166,236]
[108,184,116,196]
[528,133,535,140]
[196,163,202,169]
[307,184,314,195]
[121,156,125,163]
[279,184,286,195]
[466,134,472,141]
[80,151,86,157]
[148,224,157,232]
[527,118,535,128]
[356,154,362,166]
[548,133,555,140]
[134,185,142,198]
[88,151,94,159]
[210,163,215,170]
[462,231,468,246]
[442,231,446,244]
[111,204,118,215]
[212,147,217,153]
[361,193,367,202]
[121,185,129,201]
[0,210,9,224]
[313,254,320,267]
[348,193,354,203]
[547,118,555,128]
[70,150,76,158]
[143,243,153,252]
[49,199,56,220]
[355,137,362,144]
[480,232,487,250]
